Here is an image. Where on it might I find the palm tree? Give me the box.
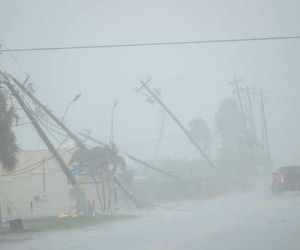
[69,144,127,174]
[0,89,19,171]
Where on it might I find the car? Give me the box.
[271,165,300,194]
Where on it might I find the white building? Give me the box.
[0,149,91,220]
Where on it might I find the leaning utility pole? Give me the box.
[0,72,78,187]
[5,72,104,211]
[80,133,194,185]
[260,90,271,161]
[10,73,146,211]
[229,76,245,115]
[7,73,86,149]
[246,87,258,150]
[137,79,216,169]
[153,110,165,161]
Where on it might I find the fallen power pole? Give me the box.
[138,80,216,170]
[8,72,197,184]
[7,73,86,149]
[0,72,77,187]
[5,71,195,210]
[7,72,141,209]
[6,72,105,211]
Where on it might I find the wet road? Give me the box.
[2,185,300,250]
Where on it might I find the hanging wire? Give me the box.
[38,116,68,137]
[0,40,33,85]
[0,139,74,176]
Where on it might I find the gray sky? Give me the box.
[1,0,300,165]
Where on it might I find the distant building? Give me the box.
[0,149,115,220]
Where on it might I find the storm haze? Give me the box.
[0,0,300,166]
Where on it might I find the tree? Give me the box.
[215,99,248,149]
[215,98,262,176]
[69,144,127,174]
[189,118,212,151]
[0,89,19,171]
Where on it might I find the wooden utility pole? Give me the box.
[42,157,46,193]
[229,76,245,115]
[0,202,2,228]
[246,87,259,150]
[153,110,165,161]
[138,79,216,170]
[80,133,194,185]
[0,72,77,187]
[6,73,105,211]
[10,73,144,210]
[7,73,86,149]
[109,101,119,211]
[260,90,271,160]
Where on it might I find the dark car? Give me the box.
[271,165,300,194]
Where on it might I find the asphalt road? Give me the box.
[2,184,300,250]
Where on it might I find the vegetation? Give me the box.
[70,144,127,173]
[215,98,267,176]
[215,99,246,148]
[189,117,212,152]
[0,89,19,171]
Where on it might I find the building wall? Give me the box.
[0,150,75,220]
[0,169,73,219]
[0,150,132,220]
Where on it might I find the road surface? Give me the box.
[2,184,300,250]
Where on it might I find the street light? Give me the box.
[62,93,82,122]
[109,100,118,144]
[109,100,119,208]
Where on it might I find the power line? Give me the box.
[0,40,30,75]
[138,78,216,169]
[37,116,68,146]
[38,116,69,138]
[120,133,179,149]
[0,141,73,177]
[1,157,52,176]
[1,35,300,53]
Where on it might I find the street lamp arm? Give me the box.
[62,93,82,122]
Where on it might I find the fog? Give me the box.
[0,0,300,165]
[1,1,300,249]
